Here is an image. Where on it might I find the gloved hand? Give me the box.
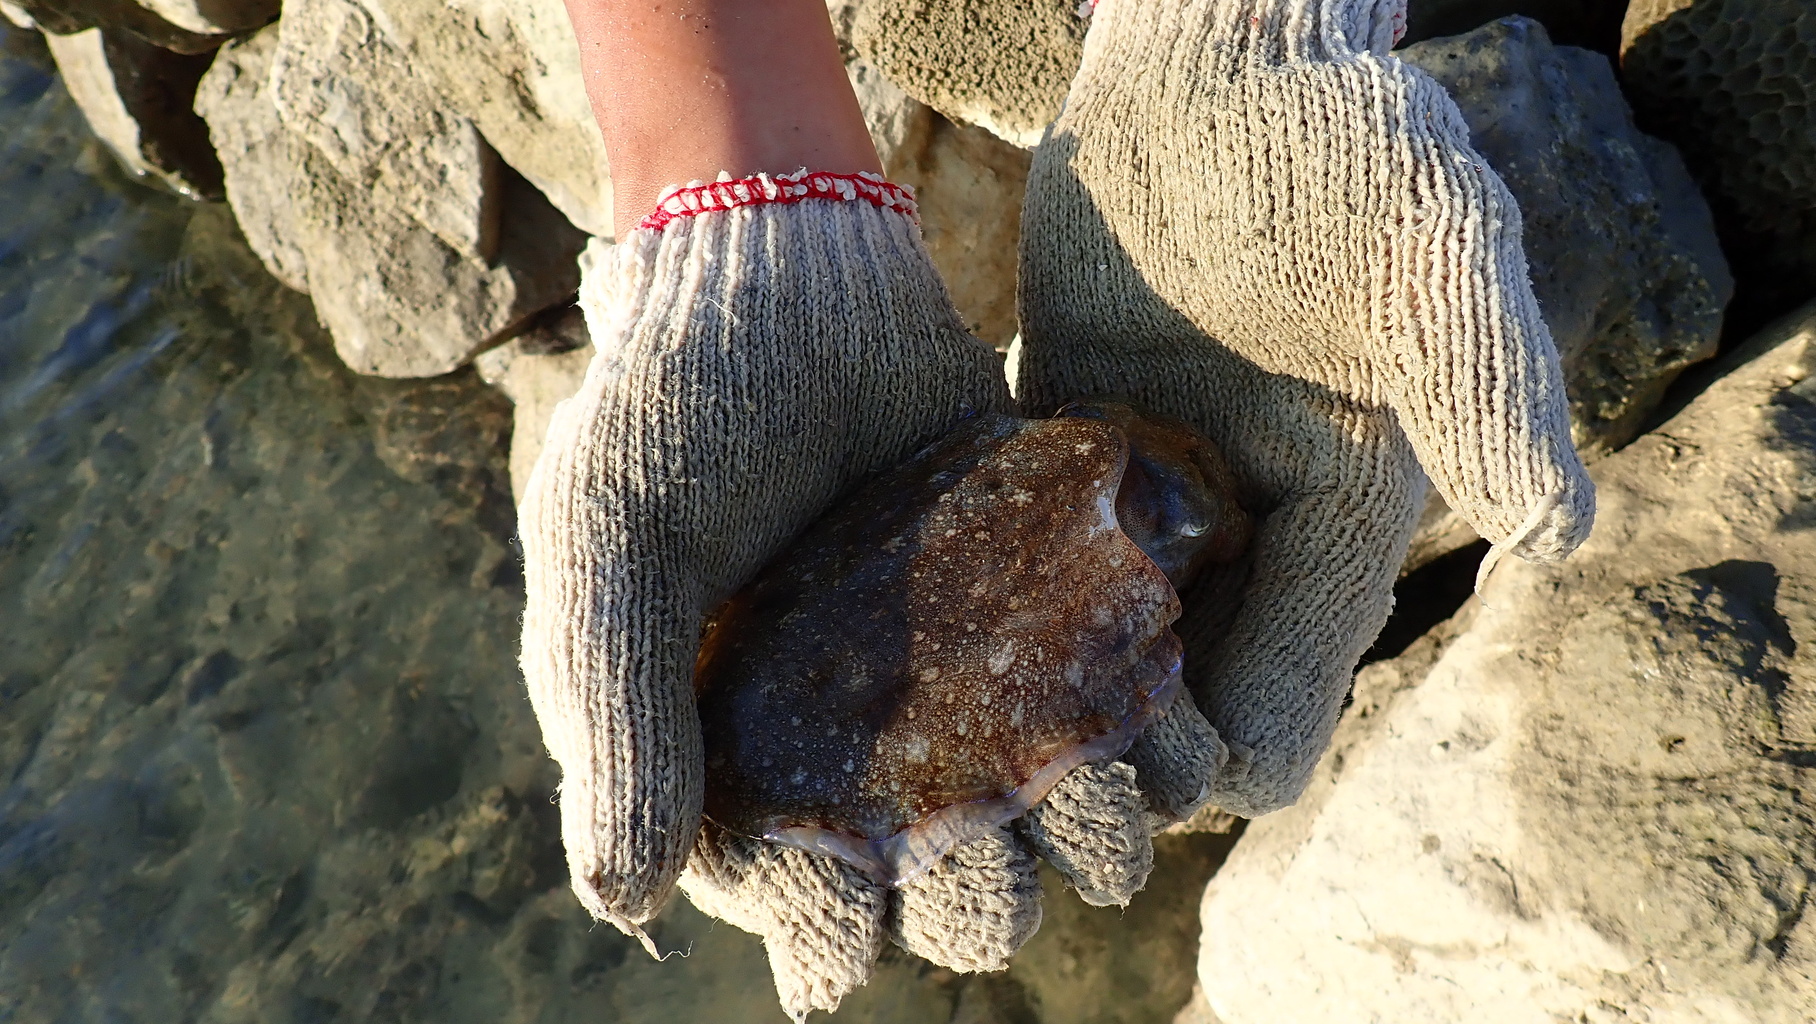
[1016,0,1595,817]
[517,173,1224,1018]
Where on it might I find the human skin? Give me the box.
[561,0,884,238]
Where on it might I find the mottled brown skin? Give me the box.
[694,406,1250,879]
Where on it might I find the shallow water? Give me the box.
[0,26,1231,1023]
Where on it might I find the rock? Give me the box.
[1396,0,1628,52]
[848,57,934,172]
[41,25,222,199]
[132,0,276,36]
[273,0,501,260]
[849,0,1081,148]
[190,27,308,289]
[1621,0,1816,305]
[1198,301,1816,1023]
[349,0,614,238]
[473,301,593,503]
[1,2,35,29]
[11,0,228,53]
[1395,16,1732,569]
[196,25,586,378]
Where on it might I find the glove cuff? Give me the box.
[636,169,918,233]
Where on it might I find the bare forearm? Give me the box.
[563,0,881,237]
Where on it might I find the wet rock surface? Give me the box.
[1197,302,1816,1023]
[0,32,1228,1023]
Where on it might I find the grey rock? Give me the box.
[190,27,308,289]
[273,0,502,260]
[1199,302,1816,1023]
[350,0,614,238]
[1395,0,1628,51]
[42,25,222,199]
[886,111,1029,350]
[849,0,1081,148]
[196,26,585,378]
[1397,16,1733,569]
[848,57,934,173]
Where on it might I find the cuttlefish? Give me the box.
[695,403,1252,884]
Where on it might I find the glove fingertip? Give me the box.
[573,881,663,959]
[1022,760,1153,907]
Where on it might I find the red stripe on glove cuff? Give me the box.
[638,170,920,233]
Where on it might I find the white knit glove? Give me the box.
[1017,0,1595,816]
[518,174,1224,1018]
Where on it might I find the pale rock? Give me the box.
[1397,17,1732,569]
[349,0,613,237]
[196,27,586,378]
[848,57,933,173]
[191,27,308,289]
[847,0,1084,149]
[836,52,1024,350]
[42,25,222,199]
[473,302,593,504]
[273,0,501,260]
[1199,302,1816,1024]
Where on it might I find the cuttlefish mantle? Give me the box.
[695,404,1251,884]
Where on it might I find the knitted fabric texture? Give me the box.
[1017,0,1594,815]
[520,183,1212,1013]
[890,826,1045,972]
[518,191,1011,942]
[1020,761,1152,906]
[681,824,889,1019]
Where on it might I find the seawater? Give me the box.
[0,25,1224,1023]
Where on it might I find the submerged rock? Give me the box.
[1197,302,1816,1023]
